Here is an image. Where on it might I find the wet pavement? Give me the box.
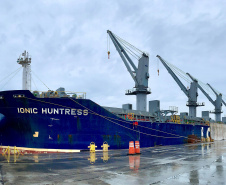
[0,141,226,185]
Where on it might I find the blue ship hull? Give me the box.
[0,90,209,152]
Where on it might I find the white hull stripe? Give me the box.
[0,145,81,153]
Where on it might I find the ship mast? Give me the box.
[17,50,31,90]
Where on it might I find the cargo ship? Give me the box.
[0,31,215,153]
[0,89,210,153]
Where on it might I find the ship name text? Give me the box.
[17,108,88,116]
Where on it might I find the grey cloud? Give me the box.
[0,0,226,119]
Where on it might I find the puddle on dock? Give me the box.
[0,141,225,184]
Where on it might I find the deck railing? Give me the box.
[31,90,86,99]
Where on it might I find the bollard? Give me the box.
[101,141,110,152]
[88,142,97,153]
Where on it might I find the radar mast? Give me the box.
[17,50,31,90]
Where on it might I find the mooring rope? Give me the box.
[23,96,201,141]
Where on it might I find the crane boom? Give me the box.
[207,83,218,97]
[187,73,215,105]
[223,99,226,106]
[107,30,138,85]
[207,83,226,107]
[187,73,223,122]
[107,30,150,111]
[157,56,203,117]
[107,31,138,72]
[156,55,188,97]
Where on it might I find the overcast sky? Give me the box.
[0,0,226,119]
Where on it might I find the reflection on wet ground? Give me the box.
[0,141,226,184]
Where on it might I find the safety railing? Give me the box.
[32,90,86,99]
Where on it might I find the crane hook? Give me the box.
[108,51,110,59]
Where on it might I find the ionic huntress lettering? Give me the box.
[17,108,88,116]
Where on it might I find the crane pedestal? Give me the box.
[126,88,151,112]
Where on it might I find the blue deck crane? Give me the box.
[156,55,204,118]
[187,73,223,122]
[107,30,151,111]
